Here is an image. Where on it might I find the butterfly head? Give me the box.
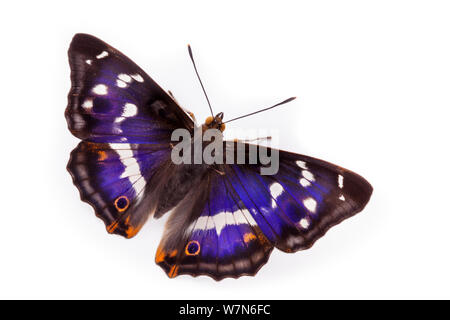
[203,112,225,132]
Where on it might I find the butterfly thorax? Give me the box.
[201,112,225,132]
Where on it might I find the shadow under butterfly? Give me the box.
[65,33,373,281]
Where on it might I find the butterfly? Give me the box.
[66,33,373,280]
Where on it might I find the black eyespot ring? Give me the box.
[114,196,129,212]
[185,240,200,256]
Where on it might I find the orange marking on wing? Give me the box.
[168,265,179,278]
[243,232,257,243]
[84,142,102,151]
[155,247,166,263]
[98,151,107,161]
[107,221,119,233]
[169,250,178,257]
[125,225,139,238]
[125,215,130,224]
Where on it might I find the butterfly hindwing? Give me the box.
[67,141,174,237]
[156,170,274,280]
[156,142,372,279]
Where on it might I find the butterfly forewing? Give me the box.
[66,33,194,142]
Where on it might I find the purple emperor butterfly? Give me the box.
[66,34,372,280]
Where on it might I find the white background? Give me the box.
[1,0,449,299]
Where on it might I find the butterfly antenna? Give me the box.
[188,45,214,117]
[224,97,296,124]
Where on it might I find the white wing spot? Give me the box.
[131,74,144,82]
[123,103,138,117]
[270,182,283,199]
[108,143,146,202]
[92,84,108,95]
[118,74,132,83]
[116,79,127,88]
[339,195,346,201]
[114,117,125,124]
[212,211,230,235]
[86,59,92,65]
[192,209,258,236]
[299,178,311,187]
[233,209,248,224]
[82,98,93,110]
[194,215,208,231]
[206,216,215,230]
[303,197,317,213]
[296,160,308,169]
[302,170,315,181]
[338,175,344,188]
[96,51,109,59]
[240,208,258,226]
[299,218,310,229]
[270,182,283,208]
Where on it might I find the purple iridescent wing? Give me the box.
[156,170,273,280]
[66,33,194,142]
[66,34,194,237]
[156,142,372,280]
[68,142,173,237]
[223,143,373,253]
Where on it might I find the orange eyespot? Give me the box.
[205,116,214,125]
[243,233,257,243]
[114,195,129,212]
[185,240,200,256]
[98,151,108,161]
[219,123,226,132]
